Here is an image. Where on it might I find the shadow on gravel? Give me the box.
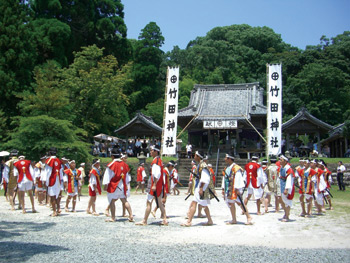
[0,241,68,262]
[0,220,56,240]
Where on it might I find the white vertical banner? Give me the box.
[267,64,282,156]
[162,67,179,155]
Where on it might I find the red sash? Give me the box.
[163,168,170,194]
[137,166,144,182]
[245,162,260,188]
[64,169,81,193]
[46,157,62,187]
[149,157,163,197]
[106,160,128,195]
[14,160,32,183]
[90,168,101,194]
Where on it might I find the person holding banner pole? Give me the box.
[243,155,265,215]
[181,151,213,227]
[222,151,252,225]
[136,145,168,226]
[278,155,295,222]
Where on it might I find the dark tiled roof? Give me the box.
[322,123,345,143]
[114,112,162,135]
[178,83,266,121]
[282,107,334,131]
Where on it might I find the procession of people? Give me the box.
[0,146,343,227]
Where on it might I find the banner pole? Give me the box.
[266,64,270,160]
[161,67,169,157]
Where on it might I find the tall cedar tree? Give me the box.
[0,0,36,117]
[30,0,131,65]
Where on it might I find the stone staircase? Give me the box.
[177,155,249,187]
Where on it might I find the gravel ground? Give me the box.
[0,189,349,263]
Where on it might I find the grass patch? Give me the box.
[288,158,350,164]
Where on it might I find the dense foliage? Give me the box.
[0,1,349,161]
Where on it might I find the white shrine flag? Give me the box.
[162,67,179,155]
[267,64,282,156]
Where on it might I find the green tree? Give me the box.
[131,22,165,112]
[31,0,131,65]
[61,45,131,138]
[17,61,71,119]
[5,115,90,162]
[31,18,71,66]
[0,0,36,116]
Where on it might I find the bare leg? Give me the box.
[227,203,237,224]
[87,196,92,213]
[57,191,62,213]
[65,196,72,211]
[121,198,133,221]
[306,197,312,216]
[72,196,77,211]
[327,196,333,210]
[91,196,97,214]
[8,188,15,210]
[203,206,213,225]
[197,204,204,217]
[18,191,26,213]
[275,195,281,212]
[109,200,116,221]
[136,199,153,225]
[122,202,126,217]
[299,195,306,216]
[182,201,197,226]
[238,203,253,225]
[50,196,57,216]
[105,204,110,217]
[256,199,262,215]
[264,194,271,213]
[27,190,36,212]
[244,193,252,206]
[158,196,168,225]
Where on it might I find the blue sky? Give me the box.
[123,0,350,52]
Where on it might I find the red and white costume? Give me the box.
[44,156,63,198]
[13,159,34,191]
[103,158,128,203]
[34,161,46,191]
[88,166,101,196]
[312,168,327,205]
[163,167,171,195]
[244,161,265,199]
[147,156,163,202]
[222,163,245,207]
[193,162,211,207]
[323,166,333,197]
[278,164,295,208]
[63,168,81,196]
[137,166,146,184]
[170,168,179,191]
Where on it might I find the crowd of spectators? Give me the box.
[91,138,161,158]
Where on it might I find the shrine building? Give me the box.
[178,83,267,158]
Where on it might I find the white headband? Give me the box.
[93,159,100,166]
[69,160,75,164]
[280,155,288,161]
[195,151,203,159]
[225,153,234,159]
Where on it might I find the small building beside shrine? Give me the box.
[178,83,267,158]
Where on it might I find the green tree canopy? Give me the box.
[61,45,132,138]
[5,115,90,162]
[0,0,36,116]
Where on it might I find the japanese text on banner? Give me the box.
[267,64,282,156]
[162,67,179,155]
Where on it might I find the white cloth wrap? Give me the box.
[193,168,210,206]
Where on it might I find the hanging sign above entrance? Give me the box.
[203,120,237,129]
